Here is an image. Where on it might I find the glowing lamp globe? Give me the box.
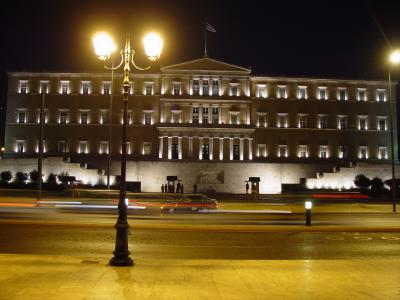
[143,32,163,61]
[389,50,400,65]
[93,33,116,61]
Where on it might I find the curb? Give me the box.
[1,220,400,232]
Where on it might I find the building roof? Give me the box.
[161,57,251,74]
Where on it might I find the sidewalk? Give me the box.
[0,254,399,299]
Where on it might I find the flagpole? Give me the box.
[204,25,207,56]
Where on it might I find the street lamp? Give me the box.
[305,201,312,226]
[388,49,400,213]
[93,31,163,266]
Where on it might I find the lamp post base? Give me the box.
[109,253,134,266]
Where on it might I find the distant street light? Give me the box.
[388,49,400,213]
[305,201,312,226]
[93,31,163,266]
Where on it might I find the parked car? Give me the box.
[160,194,218,212]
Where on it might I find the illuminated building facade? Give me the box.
[3,57,398,193]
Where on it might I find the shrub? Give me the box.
[15,172,28,184]
[370,177,385,197]
[29,170,40,183]
[0,170,12,184]
[353,174,371,191]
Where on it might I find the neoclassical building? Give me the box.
[3,57,397,193]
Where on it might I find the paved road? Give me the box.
[0,224,399,260]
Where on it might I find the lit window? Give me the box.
[60,81,70,94]
[277,113,288,128]
[318,87,327,100]
[357,88,367,101]
[99,141,109,154]
[278,145,287,157]
[277,86,286,99]
[230,83,239,96]
[376,89,386,102]
[193,80,199,95]
[257,84,267,98]
[16,140,25,153]
[35,140,47,153]
[192,107,199,124]
[202,107,209,124]
[36,109,48,124]
[338,116,348,130]
[58,140,67,153]
[257,144,266,157]
[338,88,347,101]
[212,107,219,124]
[145,82,153,95]
[318,115,328,129]
[359,146,368,159]
[143,142,152,155]
[40,81,49,94]
[103,82,111,95]
[19,80,28,94]
[358,116,368,130]
[319,146,328,158]
[80,111,89,124]
[230,113,239,125]
[78,141,88,154]
[212,80,219,96]
[172,82,181,95]
[257,113,267,127]
[81,81,91,94]
[59,111,68,124]
[338,145,348,159]
[171,111,181,123]
[378,147,388,159]
[17,111,26,123]
[298,86,307,99]
[202,80,209,95]
[298,115,307,128]
[100,110,109,124]
[298,145,308,158]
[144,112,152,125]
[377,117,387,131]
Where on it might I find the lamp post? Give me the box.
[93,31,163,266]
[37,89,45,204]
[388,49,400,213]
[305,201,312,226]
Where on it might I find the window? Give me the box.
[298,145,308,158]
[142,142,152,155]
[298,115,307,128]
[17,111,26,123]
[212,107,219,124]
[319,146,328,158]
[202,107,209,124]
[79,141,88,154]
[338,145,348,159]
[193,80,199,95]
[318,115,328,129]
[277,113,288,128]
[278,145,287,157]
[358,116,368,130]
[230,113,239,125]
[378,147,388,159]
[145,82,153,95]
[58,140,67,153]
[338,88,347,101]
[257,113,267,127]
[173,82,181,95]
[80,111,89,124]
[61,81,69,94]
[202,80,209,95]
[212,80,219,96]
[257,84,266,98]
[230,84,238,96]
[40,81,49,94]
[16,140,25,153]
[100,111,109,124]
[172,111,181,123]
[59,111,68,124]
[144,112,152,125]
[357,88,367,101]
[36,139,47,153]
[258,144,266,157]
[192,107,199,124]
[298,86,307,99]
[36,109,48,124]
[277,86,286,99]
[202,144,210,160]
[19,80,28,94]
[233,145,239,160]
[378,117,387,131]
[377,89,386,102]
[338,116,348,130]
[99,141,109,154]
[171,143,179,159]
[81,81,90,94]
[318,87,327,100]
[103,82,111,95]
[359,146,368,159]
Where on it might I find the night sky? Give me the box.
[1,0,400,141]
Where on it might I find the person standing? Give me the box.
[161,184,164,193]
[245,182,249,195]
[193,183,198,193]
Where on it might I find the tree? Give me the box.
[46,173,59,190]
[15,172,28,185]
[353,174,371,191]
[29,170,40,184]
[370,177,385,197]
[0,171,12,184]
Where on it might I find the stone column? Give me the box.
[246,106,250,125]
[167,137,172,160]
[199,107,203,124]
[219,138,224,160]
[209,138,213,160]
[248,138,253,160]
[218,108,222,124]
[159,136,163,159]
[189,106,193,124]
[178,137,182,160]
[188,137,193,158]
[229,138,233,161]
[199,137,203,160]
[240,138,244,160]
[208,108,212,124]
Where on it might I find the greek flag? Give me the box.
[205,22,216,33]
